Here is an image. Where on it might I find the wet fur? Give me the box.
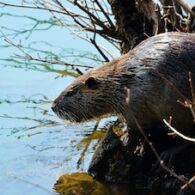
[52,32,195,137]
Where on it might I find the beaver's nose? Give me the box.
[51,100,58,112]
[51,97,61,112]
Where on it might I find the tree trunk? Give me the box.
[107,0,161,53]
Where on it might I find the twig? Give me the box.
[163,119,195,143]
[189,72,195,104]
[73,0,108,29]
[125,87,195,191]
[46,10,115,59]
[77,120,100,169]
[182,175,195,190]
[133,115,195,190]
[10,175,53,194]
[93,0,115,29]
[1,31,93,69]
[89,12,110,62]
[75,68,83,75]
[90,39,109,62]
[0,1,72,16]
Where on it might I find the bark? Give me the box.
[107,0,162,53]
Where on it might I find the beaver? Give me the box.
[52,32,195,140]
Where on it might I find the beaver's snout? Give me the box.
[51,94,64,113]
[51,99,58,112]
[51,99,59,113]
[51,90,75,114]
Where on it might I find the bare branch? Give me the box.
[93,0,115,29]
[0,30,92,76]
[182,176,195,190]
[163,119,195,143]
[0,1,90,20]
[10,175,53,195]
[0,2,68,15]
[133,114,195,190]
[90,38,110,62]
[89,16,110,62]
[73,0,108,29]
[189,72,195,104]
[125,87,195,191]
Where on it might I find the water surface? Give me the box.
[0,6,105,194]
[0,66,98,194]
[1,1,194,194]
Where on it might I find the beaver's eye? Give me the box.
[85,77,98,89]
[66,90,75,97]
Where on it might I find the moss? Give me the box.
[76,123,124,169]
[54,172,111,195]
[79,130,106,147]
[78,123,124,149]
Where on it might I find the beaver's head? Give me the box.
[52,54,133,122]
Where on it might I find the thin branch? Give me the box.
[163,119,195,143]
[10,175,53,195]
[77,120,100,169]
[189,72,195,104]
[133,115,195,190]
[1,31,93,69]
[0,1,90,20]
[0,2,67,15]
[93,0,115,29]
[182,176,195,190]
[89,15,110,62]
[90,39,109,62]
[44,9,115,59]
[125,87,195,191]
[73,0,108,29]
[15,54,92,69]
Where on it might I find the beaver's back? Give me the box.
[125,32,195,136]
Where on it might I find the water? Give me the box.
[1,1,194,194]
[0,65,117,195]
[0,66,93,194]
[0,3,116,194]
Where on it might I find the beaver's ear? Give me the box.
[85,77,99,89]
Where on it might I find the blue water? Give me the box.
[0,4,104,194]
[0,66,94,194]
[0,64,116,194]
[0,1,194,194]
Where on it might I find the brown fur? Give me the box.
[52,32,195,138]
